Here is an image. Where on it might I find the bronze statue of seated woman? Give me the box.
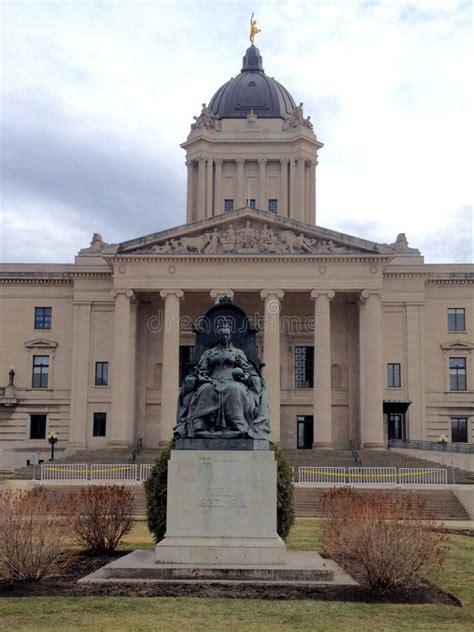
[174,322,270,440]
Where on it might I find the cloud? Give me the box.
[0,0,472,263]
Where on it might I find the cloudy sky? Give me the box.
[1,0,472,263]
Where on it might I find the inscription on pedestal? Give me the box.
[197,484,247,508]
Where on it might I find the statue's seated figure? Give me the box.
[174,307,270,440]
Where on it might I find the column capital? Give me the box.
[214,158,223,166]
[236,158,245,165]
[360,289,381,301]
[260,289,284,300]
[197,156,207,164]
[280,158,289,165]
[258,158,267,165]
[210,289,234,303]
[112,289,135,300]
[160,289,184,300]
[310,289,335,301]
[185,160,194,168]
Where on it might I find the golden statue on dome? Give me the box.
[249,12,261,45]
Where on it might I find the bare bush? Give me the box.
[321,488,448,593]
[0,488,74,581]
[70,485,134,553]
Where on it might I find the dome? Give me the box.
[208,45,296,120]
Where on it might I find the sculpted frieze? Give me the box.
[139,221,363,256]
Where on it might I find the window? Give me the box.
[32,355,49,388]
[449,357,466,391]
[93,412,107,437]
[224,199,234,213]
[95,362,109,386]
[179,346,196,384]
[451,418,468,443]
[30,414,46,439]
[387,363,401,388]
[295,346,314,388]
[448,308,465,332]
[246,198,256,209]
[268,199,278,214]
[297,415,313,449]
[34,307,52,330]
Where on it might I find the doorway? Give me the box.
[388,412,406,441]
[297,415,313,449]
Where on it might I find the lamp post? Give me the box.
[47,431,58,461]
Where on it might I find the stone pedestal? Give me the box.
[155,449,286,565]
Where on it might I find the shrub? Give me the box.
[0,487,74,581]
[320,488,448,593]
[272,443,295,540]
[145,441,295,542]
[70,485,134,553]
[145,441,173,543]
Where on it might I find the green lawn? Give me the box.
[1,518,473,632]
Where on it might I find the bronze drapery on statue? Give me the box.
[173,299,271,441]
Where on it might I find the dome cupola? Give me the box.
[208,45,296,120]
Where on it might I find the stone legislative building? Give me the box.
[0,43,473,469]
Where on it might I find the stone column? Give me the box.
[289,158,296,217]
[304,163,310,223]
[186,160,194,223]
[68,301,92,448]
[214,159,223,215]
[197,158,206,218]
[280,158,288,216]
[257,158,267,211]
[359,290,384,448]
[210,289,234,304]
[206,158,213,218]
[236,158,245,209]
[406,302,426,440]
[109,290,137,447]
[311,290,335,448]
[296,158,306,222]
[308,159,316,224]
[159,289,184,444]
[260,290,284,443]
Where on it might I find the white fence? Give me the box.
[139,464,153,482]
[348,467,397,485]
[297,466,448,487]
[40,463,89,481]
[398,468,448,486]
[299,466,346,484]
[90,464,138,482]
[40,463,151,483]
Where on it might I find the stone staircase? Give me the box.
[294,487,471,521]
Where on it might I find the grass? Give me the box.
[1,518,473,632]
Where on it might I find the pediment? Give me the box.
[440,341,474,352]
[107,208,407,258]
[24,338,59,350]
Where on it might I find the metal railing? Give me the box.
[297,466,448,486]
[41,463,89,481]
[398,468,448,485]
[128,437,144,463]
[349,467,397,485]
[389,439,474,454]
[90,464,138,482]
[139,464,153,482]
[349,440,363,467]
[299,466,346,484]
[40,463,151,483]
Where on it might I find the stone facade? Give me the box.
[0,45,473,469]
